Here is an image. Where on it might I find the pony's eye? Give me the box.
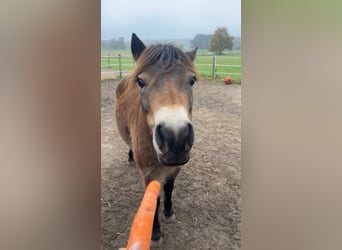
[190,76,197,86]
[136,77,145,88]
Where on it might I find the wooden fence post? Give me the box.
[212,55,216,79]
[107,53,110,69]
[118,54,122,79]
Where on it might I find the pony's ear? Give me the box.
[131,33,146,61]
[186,47,198,61]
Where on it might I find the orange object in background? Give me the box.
[224,76,232,84]
[126,180,161,250]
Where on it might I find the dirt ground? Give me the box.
[101,79,241,250]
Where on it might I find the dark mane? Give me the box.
[133,44,195,74]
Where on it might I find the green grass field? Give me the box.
[101,54,135,73]
[101,49,241,82]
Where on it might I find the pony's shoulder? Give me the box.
[116,76,130,98]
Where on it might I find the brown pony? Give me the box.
[115,33,197,245]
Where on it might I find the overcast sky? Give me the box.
[101,0,241,40]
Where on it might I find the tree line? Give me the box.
[101,37,127,50]
[101,27,240,54]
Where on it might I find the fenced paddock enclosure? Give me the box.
[101,50,241,81]
[101,78,241,249]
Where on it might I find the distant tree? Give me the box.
[209,27,234,54]
[110,39,117,49]
[191,34,212,49]
[177,43,184,50]
[100,37,127,50]
[101,39,111,49]
[232,36,241,50]
[117,37,126,50]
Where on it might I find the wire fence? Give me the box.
[101,53,241,81]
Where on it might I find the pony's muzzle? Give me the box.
[154,122,194,166]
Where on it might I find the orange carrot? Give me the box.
[126,180,161,250]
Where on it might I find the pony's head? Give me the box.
[130,33,198,166]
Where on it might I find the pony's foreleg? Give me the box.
[151,196,163,246]
[163,179,176,222]
[127,149,134,164]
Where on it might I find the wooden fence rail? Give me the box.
[101,54,241,80]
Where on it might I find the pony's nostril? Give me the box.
[155,124,170,154]
[155,124,163,148]
[178,124,189,140]
[175,123,194,153]
[155,123,194,155]
[182,123,194,152]
[187,123,194,149]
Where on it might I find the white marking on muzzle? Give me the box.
[152,106,191,155]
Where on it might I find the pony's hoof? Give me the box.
[127,160,135,165]
[162,213,176,223]
[150,236,163,247]
[127,150,135,165]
